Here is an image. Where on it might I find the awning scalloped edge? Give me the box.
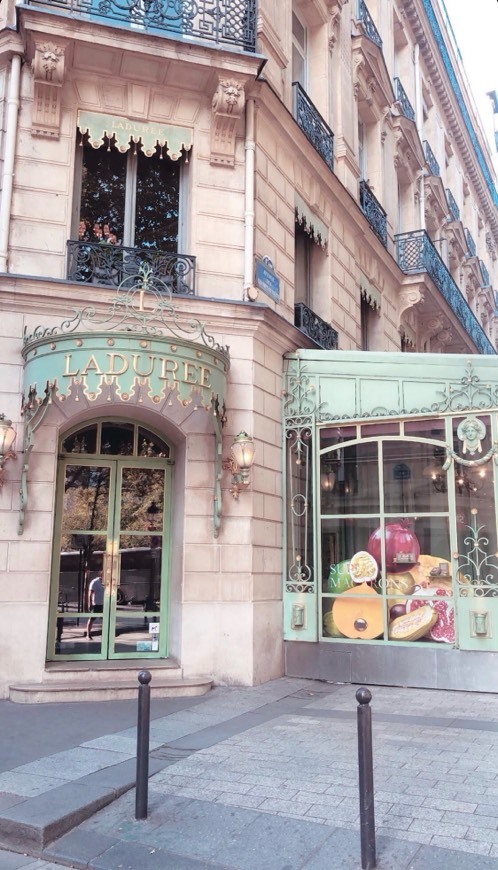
[77,110,193,160]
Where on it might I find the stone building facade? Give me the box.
[0,0,497,700]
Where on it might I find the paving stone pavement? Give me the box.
[2,679,498,868]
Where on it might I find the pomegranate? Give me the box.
[368,521,420,574]
[406,589,455,644]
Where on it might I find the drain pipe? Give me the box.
[413,44,425,230]
[0,54,21,273]
[243,98,255,299]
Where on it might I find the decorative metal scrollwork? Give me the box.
[27,0,257,53]
[286,427,314,594]
[24,264,228,357]
[292,82,334,172]
[457,510,498,598]
[359,180,387,247]
[67,241,196,295]
[283,359,326,422]
[396,232,495,356]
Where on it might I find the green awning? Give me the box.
[295,193,328,249]
[77,110,193,159]
[360,273,382,311]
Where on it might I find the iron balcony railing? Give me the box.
[67,241,196,294]
[423,141,440,177]
[294,303,338,350]
[23,0,257,51]
[292,83,334,173]
[359,180,387,247]
[357,0,382,48]
[394,77,415,121]
[446,188,460,222]
[396,230,495,355]
[480,260,490,287]
[465,228,477,259]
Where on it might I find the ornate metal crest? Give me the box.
[23,264,229,359]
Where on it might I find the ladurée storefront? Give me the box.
[284,350,498,692]
[19,268,229,672]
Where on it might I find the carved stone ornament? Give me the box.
[421,314,445,338]
[210,78,245,166]
[328,0,349,53]
[397,287,424,326]
[432,326,453,351]
[31,40,68,138]
[352,53,364,100]
[457,415,487,456]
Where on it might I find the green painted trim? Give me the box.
[47,424,174,663]
[77,110,193,160]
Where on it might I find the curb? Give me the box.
[0,757,166,853]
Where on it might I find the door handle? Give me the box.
[103,552,112,591]
[115,552,121,593]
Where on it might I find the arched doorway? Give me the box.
[48,419,173,660]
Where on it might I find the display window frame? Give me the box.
[285,411,498,648]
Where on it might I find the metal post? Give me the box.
[135,670,152,820]
[356,687,376,870]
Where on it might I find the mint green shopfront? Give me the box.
[20,281,229,668]
[283,350,498,692]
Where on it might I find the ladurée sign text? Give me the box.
[63,353,212,389]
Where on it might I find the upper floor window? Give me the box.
[295,221,312,306]
[74,138,186,252]
[292,10,308,89]
[358,120,366,179]
[360,283,381,350]
[360,295,372,350]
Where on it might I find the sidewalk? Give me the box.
[2,678,498,868]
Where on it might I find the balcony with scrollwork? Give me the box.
[67,241,196,294]
[292,83,334,173]
[396,230,495,355]
[465,228,477,259]
[357,0,382,47]
[22,0,257,51]
[394,77,415,122]
[423,141,440,177]
[480,260,491,287]
[359,180,387,247]
[294,303,338,350]
[446,188,460,222]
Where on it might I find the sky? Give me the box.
[440,0,498,175]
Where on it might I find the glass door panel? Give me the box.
[50,453,169,660]
[61,464,111,533]
[52,459,114,657]
[55,534,108,656]
[108,465,166,658]
[111,535,162,655]
[119,467,165,531]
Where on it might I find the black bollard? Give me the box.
[135,670,152,820]
[356,687,376,870]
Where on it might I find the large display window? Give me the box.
[318,415,497,646]
[283,354,498,689]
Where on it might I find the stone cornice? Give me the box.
[19,8,264,82]
[401,0,498,242]
[0,30,23,64]
[0,273,316,355]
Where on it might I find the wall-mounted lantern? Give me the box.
[223,431,256,499]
